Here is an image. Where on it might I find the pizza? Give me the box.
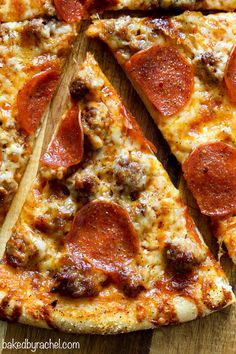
[0,53,233,334]
[0,0,86,22]
[96,0,236,11]
[87,11,236,263]
[1,0,236,22]
[0,19,76,226]
[0,0,108,23]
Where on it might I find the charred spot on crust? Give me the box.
[70,78,89,101]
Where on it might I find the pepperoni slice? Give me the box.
[224,45,236,103]
[183,142,236,217]
[17,69,60,135]
[54,0,86,23]
[125,45,194,117]
[67,200,139,280]
[41,102,84,168]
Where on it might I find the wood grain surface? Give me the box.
[0,19,235,354]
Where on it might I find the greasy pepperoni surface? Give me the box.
[54,0,85,23]
[183,142,236,217]
[41,102,83,168]
[224,45,236,103]
[17,69,60,135]
[67,200,139,275]
[125,45,194,117]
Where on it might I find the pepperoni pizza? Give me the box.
[99,0,236,11]
[1,0,236,22]
[0,54,233,333]
[87,11,236,263]
[0,19,76,226]
[0,0,92,22]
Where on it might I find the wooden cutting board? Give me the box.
[0,19,235,354]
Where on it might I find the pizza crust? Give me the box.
[0,263,234,334]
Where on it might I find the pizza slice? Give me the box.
[0,19,76,226]
[0,0,87,22]
[87,11,236,263]
[1,0,236,23]
[92,0,236,11]
[0,53,234,334]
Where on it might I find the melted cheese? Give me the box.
[0,19,75,225]
[0,0,55,22]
